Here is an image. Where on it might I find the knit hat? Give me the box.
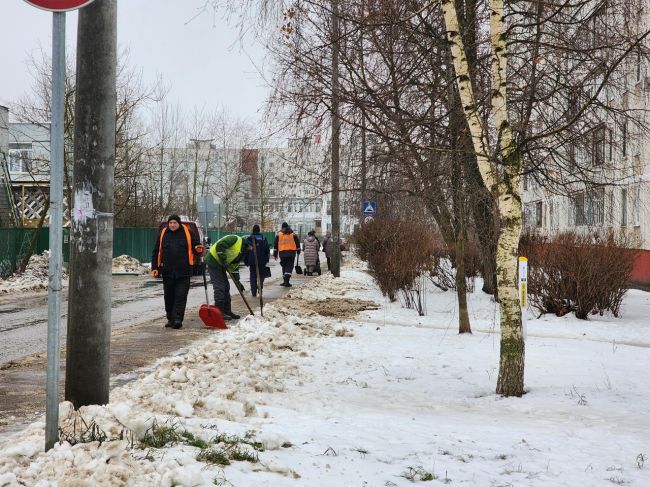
[167,214,182,225]
[252,224,261,233]
[281,222,288,229]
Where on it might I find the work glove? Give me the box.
[194,244,205,254]
[151,269,159,278]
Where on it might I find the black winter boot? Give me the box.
[225,309,241,320]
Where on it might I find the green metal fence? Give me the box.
[113,227,158,263]
[0,227,69,277]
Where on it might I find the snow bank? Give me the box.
[0,252,68,295]
[112,255,148,275]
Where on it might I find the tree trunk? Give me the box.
[455,233,471,333]
[495,186,524,396]
[472,186,498,297]
[65,0,117,409]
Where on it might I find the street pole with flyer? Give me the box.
[23,0,97,453]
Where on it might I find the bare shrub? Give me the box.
[519,230,638,319]
[354,218,437,302]
[428,239,480,293]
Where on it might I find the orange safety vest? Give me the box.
[277,231,297,252]
[157,224,195,267]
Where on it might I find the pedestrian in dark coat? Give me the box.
[151,214,203,329]
[321,231,334,271]
[273,222,301,287]
[302,231,320,275]
[244,224,270,297]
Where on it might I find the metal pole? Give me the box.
[46,11,65,452]
[330,0,342,277]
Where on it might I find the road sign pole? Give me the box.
[45,10,65,452]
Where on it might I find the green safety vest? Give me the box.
[209,236,243,268]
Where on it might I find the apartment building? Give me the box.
[521,45,650,286]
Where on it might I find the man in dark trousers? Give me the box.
[244,224,270,297]
[151,214,203,329]
[204,234,247,320]
[273,222,301,287]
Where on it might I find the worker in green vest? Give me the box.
[204,234,247,320]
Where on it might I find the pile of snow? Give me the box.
[0,257,649,486]
[0,252,68,295]
[112,255,148,275]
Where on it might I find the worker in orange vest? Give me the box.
[273,222,301,287]
[151,214,203,329]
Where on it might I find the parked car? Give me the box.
[156,216,205,276]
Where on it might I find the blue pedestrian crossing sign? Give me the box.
[362,200,377,216]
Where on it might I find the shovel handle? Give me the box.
[225,266,254,316]
[202,261,210,304]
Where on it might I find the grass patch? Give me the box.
[140,419,183,449]
[198,447,231,466]
[182,431,209,449]
[59,417,109,446]
[213,432,265,452]
[401,466,436,482]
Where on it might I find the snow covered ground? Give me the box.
[0,257,649,486]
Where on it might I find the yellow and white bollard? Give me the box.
[518,256,528,340]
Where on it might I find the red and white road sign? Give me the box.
[24,0,95,12]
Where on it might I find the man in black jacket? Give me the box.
[151,214,203,329]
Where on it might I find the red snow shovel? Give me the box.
[199,263,227,329]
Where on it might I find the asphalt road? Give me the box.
[0,261,291,365]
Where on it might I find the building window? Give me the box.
[8,144,33,173]
[535,201,543,227]
[586,189,604,226]
[621,188,628,226]
[636,49,643,84]
[571,193,586,226]
[607,127,614,162]
[633,186,641,227]
[592,125,605,166]
[621,120,627,157]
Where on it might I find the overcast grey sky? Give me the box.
[0,1,268,122]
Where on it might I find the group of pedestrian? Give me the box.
[151,216,332,329]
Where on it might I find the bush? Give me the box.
[354,217,437,302]
[430,238,481,292]
[519,230,637,319]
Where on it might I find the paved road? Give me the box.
[0,261,292,365]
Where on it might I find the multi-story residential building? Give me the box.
[521,64,650,286]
